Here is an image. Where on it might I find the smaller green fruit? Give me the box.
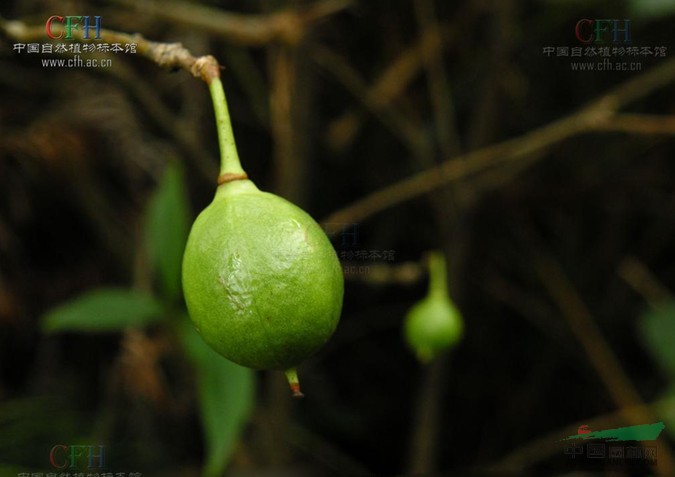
[404,252,463,363]
[405,294,463,363]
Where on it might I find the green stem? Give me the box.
[208,77,245,177]
[427,251,449,299]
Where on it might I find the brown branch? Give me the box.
[222,47,271,127]
[0,16,220,84]
[112,0,352,46]
[413,0,460,159]
[299,0,354,24]
[324,3,482,152]
[535,255,648,409]
[325,25,452,150]
[342,261,424,285]
[618,256,674,308]
[269,45,299,201]
[311,45,430,157]
[320,112,583,228]
[592,113,675,135]
[407,356,449,476]
[467,0,518,150]
[321,56,675,231]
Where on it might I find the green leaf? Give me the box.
[146,162,191,302]
[640,301,675,378]
[179,320,255,477]
[42,288,163,333]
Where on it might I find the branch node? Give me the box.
[192,55,221,83]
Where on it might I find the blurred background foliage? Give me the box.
[2,0,675,476]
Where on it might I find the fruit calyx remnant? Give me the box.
[285,368,304,399]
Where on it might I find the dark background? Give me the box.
[2,1,675,476]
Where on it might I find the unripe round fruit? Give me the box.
[404,252,463,363]
[404,294,463,363]
[182,179,343,372]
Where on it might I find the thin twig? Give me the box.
[325,25,453,150]
[414,0,460,159]
[311,45,430,157]
[324,3,482,152]
[407,356,449,476]
[592,113,675,135]
[467,0,518,150]
[321,56,675,231]
[269,44,299,200]
[343,261,424,285]
[112,0,352,46]
[222,46,271,127]
[0,16,220,83]
[321,112,584,229]
[618,256,674,308]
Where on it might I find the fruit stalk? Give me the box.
[427,251,449,298]
[208,77,247,180]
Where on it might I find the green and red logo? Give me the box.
[562,422,665,442]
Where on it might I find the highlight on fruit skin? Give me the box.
[404,251,463,363]
[182,179,344,397]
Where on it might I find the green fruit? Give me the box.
[405,294,463,363]
[182,179,343,387]
[404,252,463,363]
[183,76,343,396]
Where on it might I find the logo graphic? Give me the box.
[577,424,592,435]
[49,445,105,470]
[542,18,667,72]
[562,422,665,442]
[46,15,102,40]
[561,422,664,465]
[575,19,632,44]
